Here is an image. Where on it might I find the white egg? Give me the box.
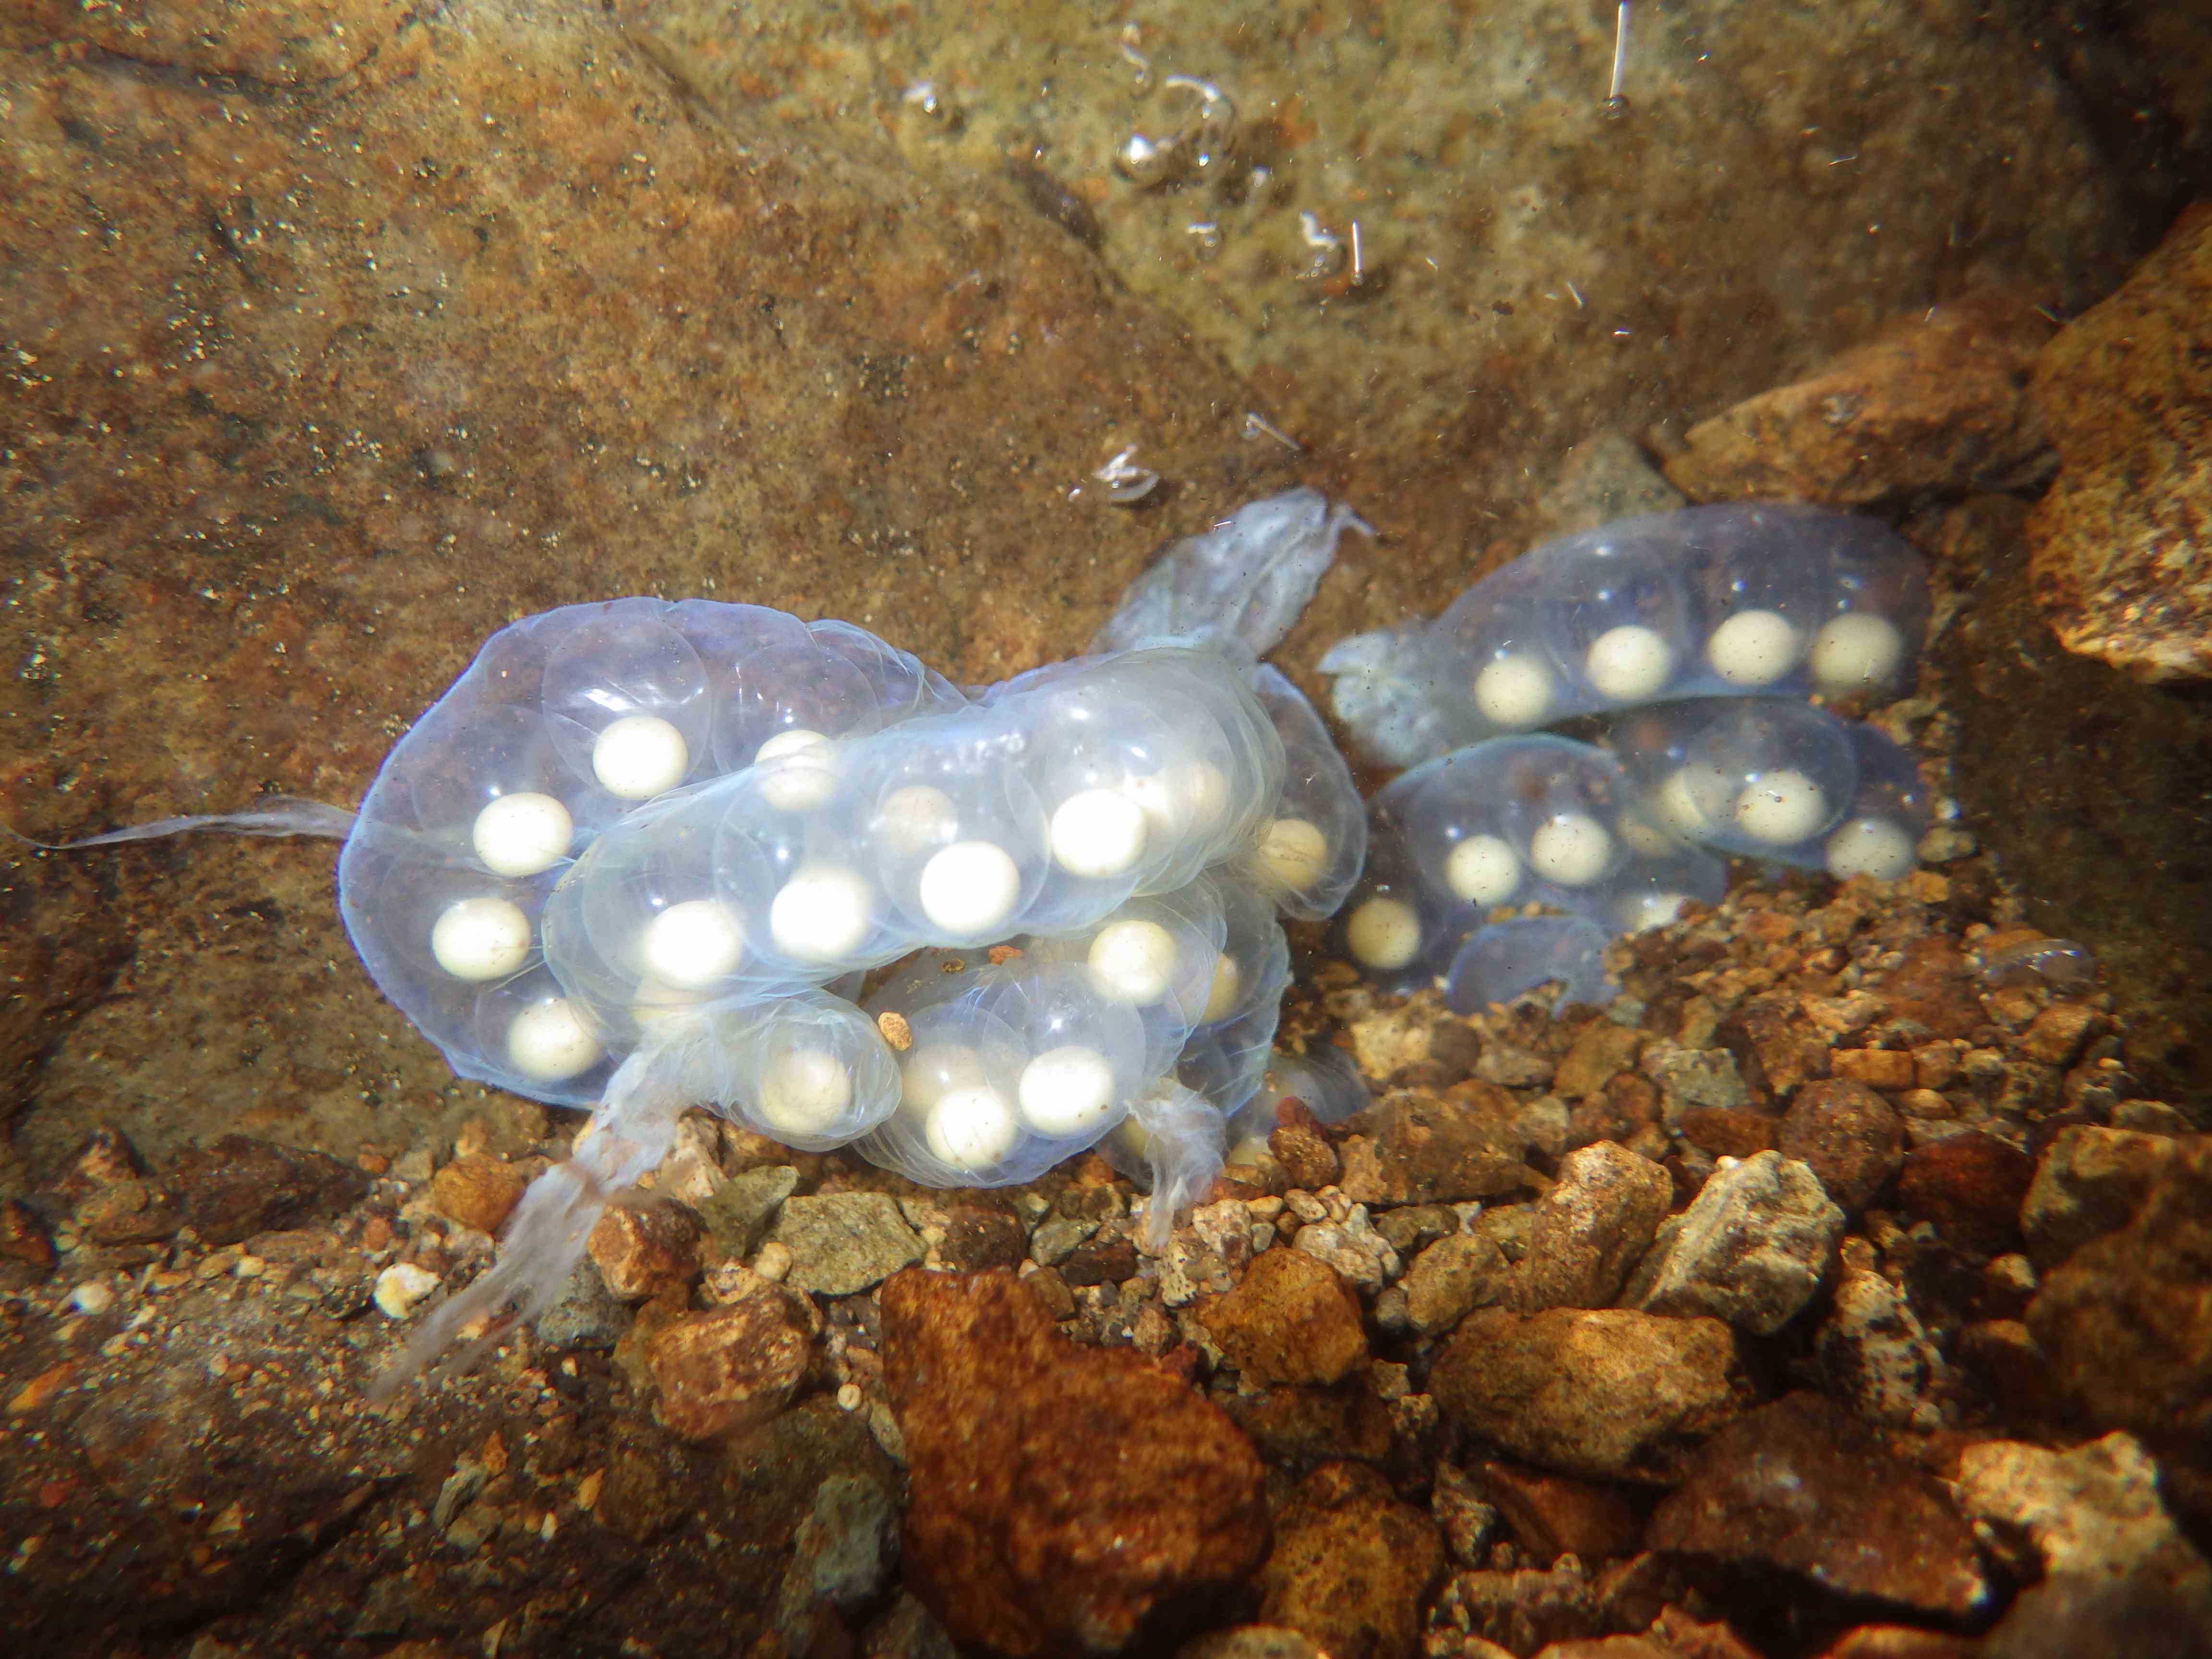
[506,998,604,1081]
[472,792,572,876]
[754,728,839,811]
[899,1043,989,1114]
[1824,816,1917,881]
[1732,769,1828,846]
[1659,766,1722,836]
[1809,612,1904,695]
[592,714,690,800]
[1087,919,1179,1005]
[769,863,874,962]
[1584,624,1675,701]
[1201,952,1243,1022]
[919,840,1022,936]
[1346,896,1422,971]
[431,896,532,981]
[1706,610,1800,687]
[1049,788,1150,878]
[1251,817,1328,891]
[756,1047,854,1137]
[872,784,959,856]
[1444,833,1521,904]
[641,898,745,987]
[925,1086,1021,1170]
[1527,812,1613,886]
[1017,1045,1118,1137]
[1474,652,1554,728]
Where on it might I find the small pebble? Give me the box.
[69,1280,115,1316]
[373,1262,442,1319]
[753,1241,795,1283]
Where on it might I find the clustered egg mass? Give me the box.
[339,495,1372,1219]
[1321,502,1935,1011]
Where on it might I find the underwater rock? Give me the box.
[1515,1140,1672,1314]
[880,1268,1269,1656]
[2027,1135,2212,1524]
[1626,1150,1843,1335]
[1648,1392,1989,1622]
[2029,205,2212,682]
[1194,1244,1368,1387]
[1252,1462,1444,1659]
[1662,292,2054,506]
[1431,1306,1751,1482]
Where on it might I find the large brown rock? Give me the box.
[2029,205,2212,682]
[2027,1136,2212,1514]
[881,1268,1269,1656]
[1649,1392,1989,1621]
[1430,1307,1752,1483]
[1663,292,2053,507]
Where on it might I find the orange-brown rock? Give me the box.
[1254,1463,1445,1659]
[2028,205,2212,682]
[644,1282,812,1441]
[1196,1246,1369,1388]
[881,1268,1268,1656]
[1663,292,2054,507]
[429,1154,527,1237]
[588,1200,705,1301]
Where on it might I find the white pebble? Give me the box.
[1202,952,1243,1022]
[1088,919,1178,1005]
[641,898,745,987]
[1584,624,1675,701]
[1444,833,1521,905]
[770,863,874,962]
[472,792,573,876]
[1474,652,1554,728]
[754,728,839,810]
[919,840,1022,936]
[1017,1045,1118,1137]
[431,896,533,981]
[1528,812,1613,886]
[69,1280,115,1316]
[507,998,605,1081]
[1346,896,1421,971]
[756,1047,854,1137]
[1732,769,1828,845]
[1050,788,1150,878]
[1825,816,1917,881]
[373,1262,442,1320]
[1251,817,1329,891]
[592,714,690,799]
[1809,612,1904,695]
[926,1086,1021,1170]
[1706,609,1800,687]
